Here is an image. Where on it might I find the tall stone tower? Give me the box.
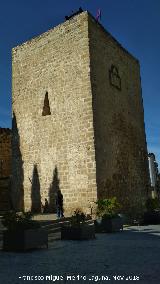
[12,11,150,215]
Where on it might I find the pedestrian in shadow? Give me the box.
[43,198,50,213]
[56,189,64,218]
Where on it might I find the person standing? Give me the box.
[56,189,64,218]
[43,198,49,213]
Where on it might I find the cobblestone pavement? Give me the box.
[0,225,160,284]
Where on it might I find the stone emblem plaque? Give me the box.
[109,65,121,91]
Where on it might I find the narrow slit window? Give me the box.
[42,92,51,116]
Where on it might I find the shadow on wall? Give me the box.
[12,112,24,211]
[31,164,41,213]
[49,166,61,213]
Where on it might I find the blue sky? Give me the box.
[0,0,159,168]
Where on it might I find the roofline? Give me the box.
[12,10,88,51]
[12,9,139,64]
[87,11,139,64]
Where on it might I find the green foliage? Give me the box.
[2,211,41,231]
[146,198,160,212]
[96,197,120,218]
[71,209,87,226]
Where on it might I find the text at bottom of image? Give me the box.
[18,275,140,281]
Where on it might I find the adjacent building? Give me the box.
[148,153,159,198]
[0,128,12,211]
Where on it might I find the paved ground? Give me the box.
[0,224,160,284]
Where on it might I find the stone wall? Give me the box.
[12,11,97,214]
[0,177,11,212]
[0,128,11,211]
[88,15,150,215]
[0,128,11,178]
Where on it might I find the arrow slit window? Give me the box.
[42,92,51,116]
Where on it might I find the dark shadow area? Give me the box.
[49,166,62,214]
[88,18,150,219]
[31,164,41,213]
[0,177,12,212]
[0,226,160,283]
[0,127,11,178]
[56,189,64,218]
[12,112,24,211]
[94,225,160,242]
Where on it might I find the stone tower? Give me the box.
[12,11,150,215]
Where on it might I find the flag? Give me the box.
[96,9,101,22]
